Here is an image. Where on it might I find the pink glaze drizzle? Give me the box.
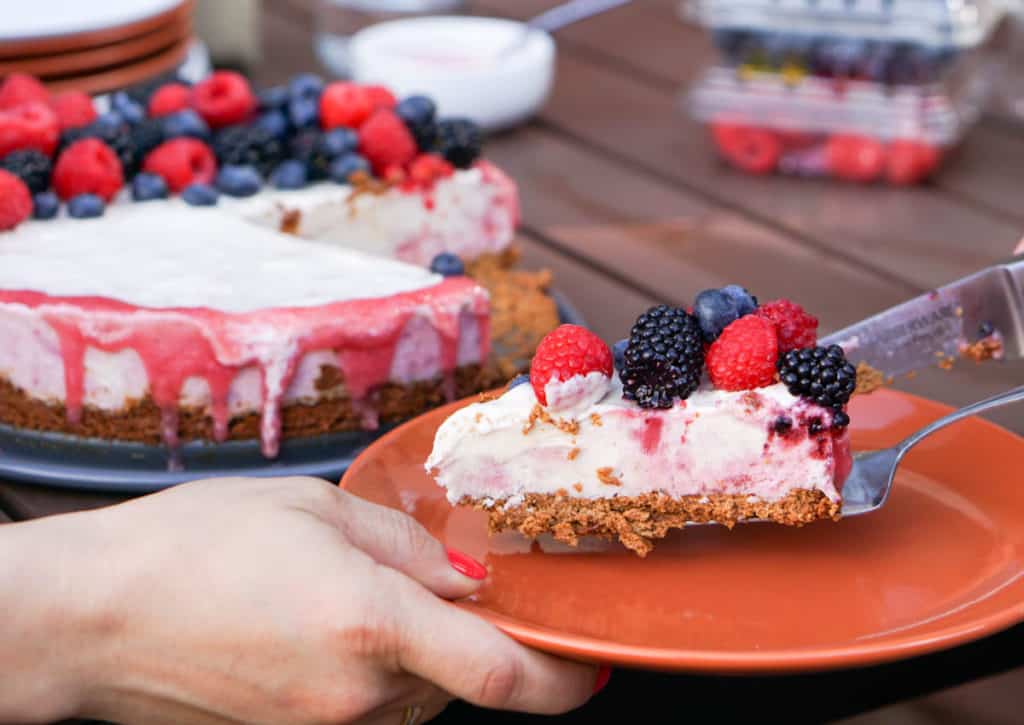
[3,278,489,458]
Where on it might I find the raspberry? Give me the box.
[711,123,781,174]
[52,138,124,202]
[142,138,217,192]
[320,82,375,130]
[756,299,818,352]
[358,109,416,175]
[886,140,940,186]
[407,153,454,188]
[0,169,32,230]
[529,324,613,406]
[0,102,59,157]
[826,134,886,182]
[365,85,397,110]
[148,83,192,117]
[706,315,778,391]
[0,74,49,111]
[191,71,256,129]
[49,91,97,130]
[621,305,705,408]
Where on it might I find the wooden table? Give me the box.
[4,1,1022,722]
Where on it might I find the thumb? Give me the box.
[330,490,487,600]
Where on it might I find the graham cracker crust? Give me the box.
[466,490,842,557]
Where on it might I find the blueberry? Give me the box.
[94,111,124,133]
[329,153,370,183]
[256,110,290,139]
[612,339,628,372]
[429,252,464,277]
[270,160,308,190]
[719,284,758,316]
[111,91,145,124]
[257,84,290,110]
[32,192,59,220]
[162,109,210,140]
[288,96,320,129]
[67,194,105,219]
[288,73,324,100]
[131,172,169,202]
[215,165,262,197]
[508,374,530,389]
[321,128,358,158]
[693,288,741,342]
[182,183,219,206]
[396,95,436,127]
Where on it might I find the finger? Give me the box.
[330,491,486,600]
[388,571,600,715]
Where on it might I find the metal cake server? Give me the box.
[840,384,1024,518]
[496,0,633,57]
[819,257,1024,378]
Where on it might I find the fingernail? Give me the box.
[447,548,487,580]
[593,665,611,695]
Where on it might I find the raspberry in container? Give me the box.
[686,61,1003,184]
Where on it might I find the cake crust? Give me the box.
[465,490,842,557]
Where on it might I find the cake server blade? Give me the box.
[819,258,1024,378]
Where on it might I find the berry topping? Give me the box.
[328,152,370,183]
[694,288,742,342]
[216,164,262,197]
[711,123,781,174]
[777,346,856,423]
[0,74,49,111]
[612,338,628,372]
[52,138,124,202]
[396,95,436,128]
[270,159,308,189]
[256,110,290,139]
[191,71,256,129]
[289,129,333,180]
[826,134,886,183]
[429,252,464,277]
[181,183,219,206]
[886,140,939,186]
[213,124,284,175]
[755,299,818,352]
[408,153,454,188]
[508,373,530,389]
[0,101,60,157]
[111,91,145,124]
[257,85,289,110]
[49,91,97,130]
[288,73,324,101]
[162,109,211,141]
[1,149,52,194]
[621,305,705,408]
[706,315,778,391]
[320,82,375,130]
[530,324,613,407]
[0,169,32,230]
[719,284,758,316]
[288,95,320,129]
[148,83,192,117]
[142,138,217,193]
[365,85,397,110]
[321,127,359,158]
[131,172,169,202]
[436,118,481,169]
[67,193,105,219]
[32,191,59,220]
[359,109,417,175]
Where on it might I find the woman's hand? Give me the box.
[0,477,601,724]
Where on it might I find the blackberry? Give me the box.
[777,345,856,426]
[409,120,439,152]
[621,305,705,409]
[396,96,438,151]
[61,121,141,176]
[1,149,52,194]
[437,119,482,169]
[213,125,285,177]
[129,118,166,162]
[289,129,333,180]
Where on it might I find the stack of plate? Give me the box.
[0,0,195,95]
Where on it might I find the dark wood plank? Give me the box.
[0,508,10,523]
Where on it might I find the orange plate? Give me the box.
[341,388,1024,673]
[44,36,191,96]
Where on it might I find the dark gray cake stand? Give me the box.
[0,292,585,493]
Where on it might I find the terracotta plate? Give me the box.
[341,388,1024,673]
[45,36,191,96]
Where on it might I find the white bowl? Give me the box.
[348,16,556,131]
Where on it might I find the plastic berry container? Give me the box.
[687,64,1000,184]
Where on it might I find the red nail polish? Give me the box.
[593,665,611,695]
[447,548,487,580]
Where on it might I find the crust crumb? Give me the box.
[589,412,603,427]
[522,404,580,436]
[567,447,580,461]
[961,336,1003,363]
[854,361,886,395]
[279,208,301,235]
[572,482,583,493]
[596,467,623,487]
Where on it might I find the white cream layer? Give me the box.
[426,375,844,505]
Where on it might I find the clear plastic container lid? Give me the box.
[684,0,1008,49]
[688,62,998,145]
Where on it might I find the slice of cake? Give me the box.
[427,288,856,556]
